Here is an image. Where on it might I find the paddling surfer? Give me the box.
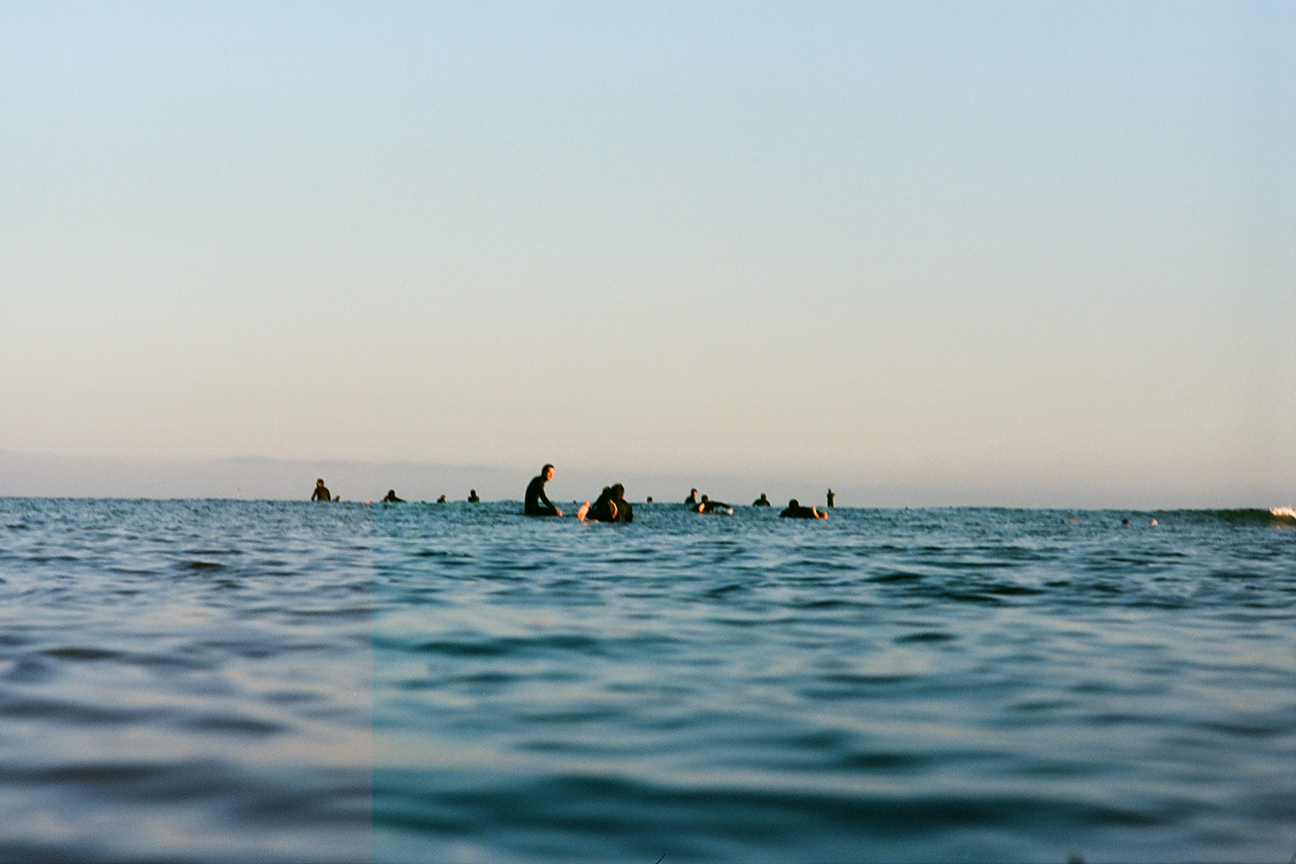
[693,494,733,515]
[525,464,563,517]
[780,499,827,519]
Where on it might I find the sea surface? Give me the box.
[0,499,1293,862]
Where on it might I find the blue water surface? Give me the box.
[373,503,1296,863]
[0,499,1293,862]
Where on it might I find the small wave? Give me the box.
[1167,508,1296,526]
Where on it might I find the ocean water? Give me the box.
[1,499,1293,862]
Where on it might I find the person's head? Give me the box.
[700,494,709,503]
[388,489,395,496]
[788,499,799,508]
[759,493,767,500]
[543,464,555,480]
[690,488,697,495]
[316,479,325,486]
[611,483,625,499]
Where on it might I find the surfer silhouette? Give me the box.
[525,464,562,516]
[780,499,827,519]
[693,495,733,514]
[577,484,633,523]
[753,493,771,507]
[382,490,403,503]
[311,479,332,502]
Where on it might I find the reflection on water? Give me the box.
[0,500,1293,861]
[374,503,1296,863]
[0,499,372,862]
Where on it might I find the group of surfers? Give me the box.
[312,466,832,521]
[526,465,830,521]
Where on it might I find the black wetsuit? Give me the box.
[587,491,633,523]
[382,491,403,503]
[700,499,730,514]
[311,485,331,502]
[753,495,771,506]
[684,492,698,504]
[780,504,819,518]
[525,475,559,516]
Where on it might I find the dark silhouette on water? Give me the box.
[524,464,562,516]
[382,490,404,503]
[311,479,332,502]
[780,498,827,519]
[684,488,698,505]
[826,488,835,508]
[693,494,733,515]
[753,493,771,507]
[436,495,447,503]
[468,490,480,503]
[578,483,633,523]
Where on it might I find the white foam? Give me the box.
[1269,507,1296,520]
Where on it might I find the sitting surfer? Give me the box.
[692,494,733,515]
[311,479,332,502]
[381,489,403,503]
[436,494,447,503]
[780,498,827,519]
[524,464,563,516]
[468,490,480,503]
[684,488,698,505]
[753,493,771,507]
[577,483,633,523]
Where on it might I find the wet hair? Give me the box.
[611,483,625,498]
[317,478,325,484]
[542,464,554,474]
[788,499,799,508]
[701,495,709,503]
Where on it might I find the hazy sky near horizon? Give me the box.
[2,2,1293,505]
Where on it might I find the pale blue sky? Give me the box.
[1,2,1293,505]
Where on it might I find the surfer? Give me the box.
[525,464,563,517]
[468,490,480,503]
[577,483,633,523]
[693,495,733,515]
[381,490,403,503]
[311,479,332,502]
[826,488,835,508]
[436,495,447,503]
[780,499,827,519]
[753,493,771,507]
[684,488,698,505]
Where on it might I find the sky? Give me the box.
[1,2,1293,506]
